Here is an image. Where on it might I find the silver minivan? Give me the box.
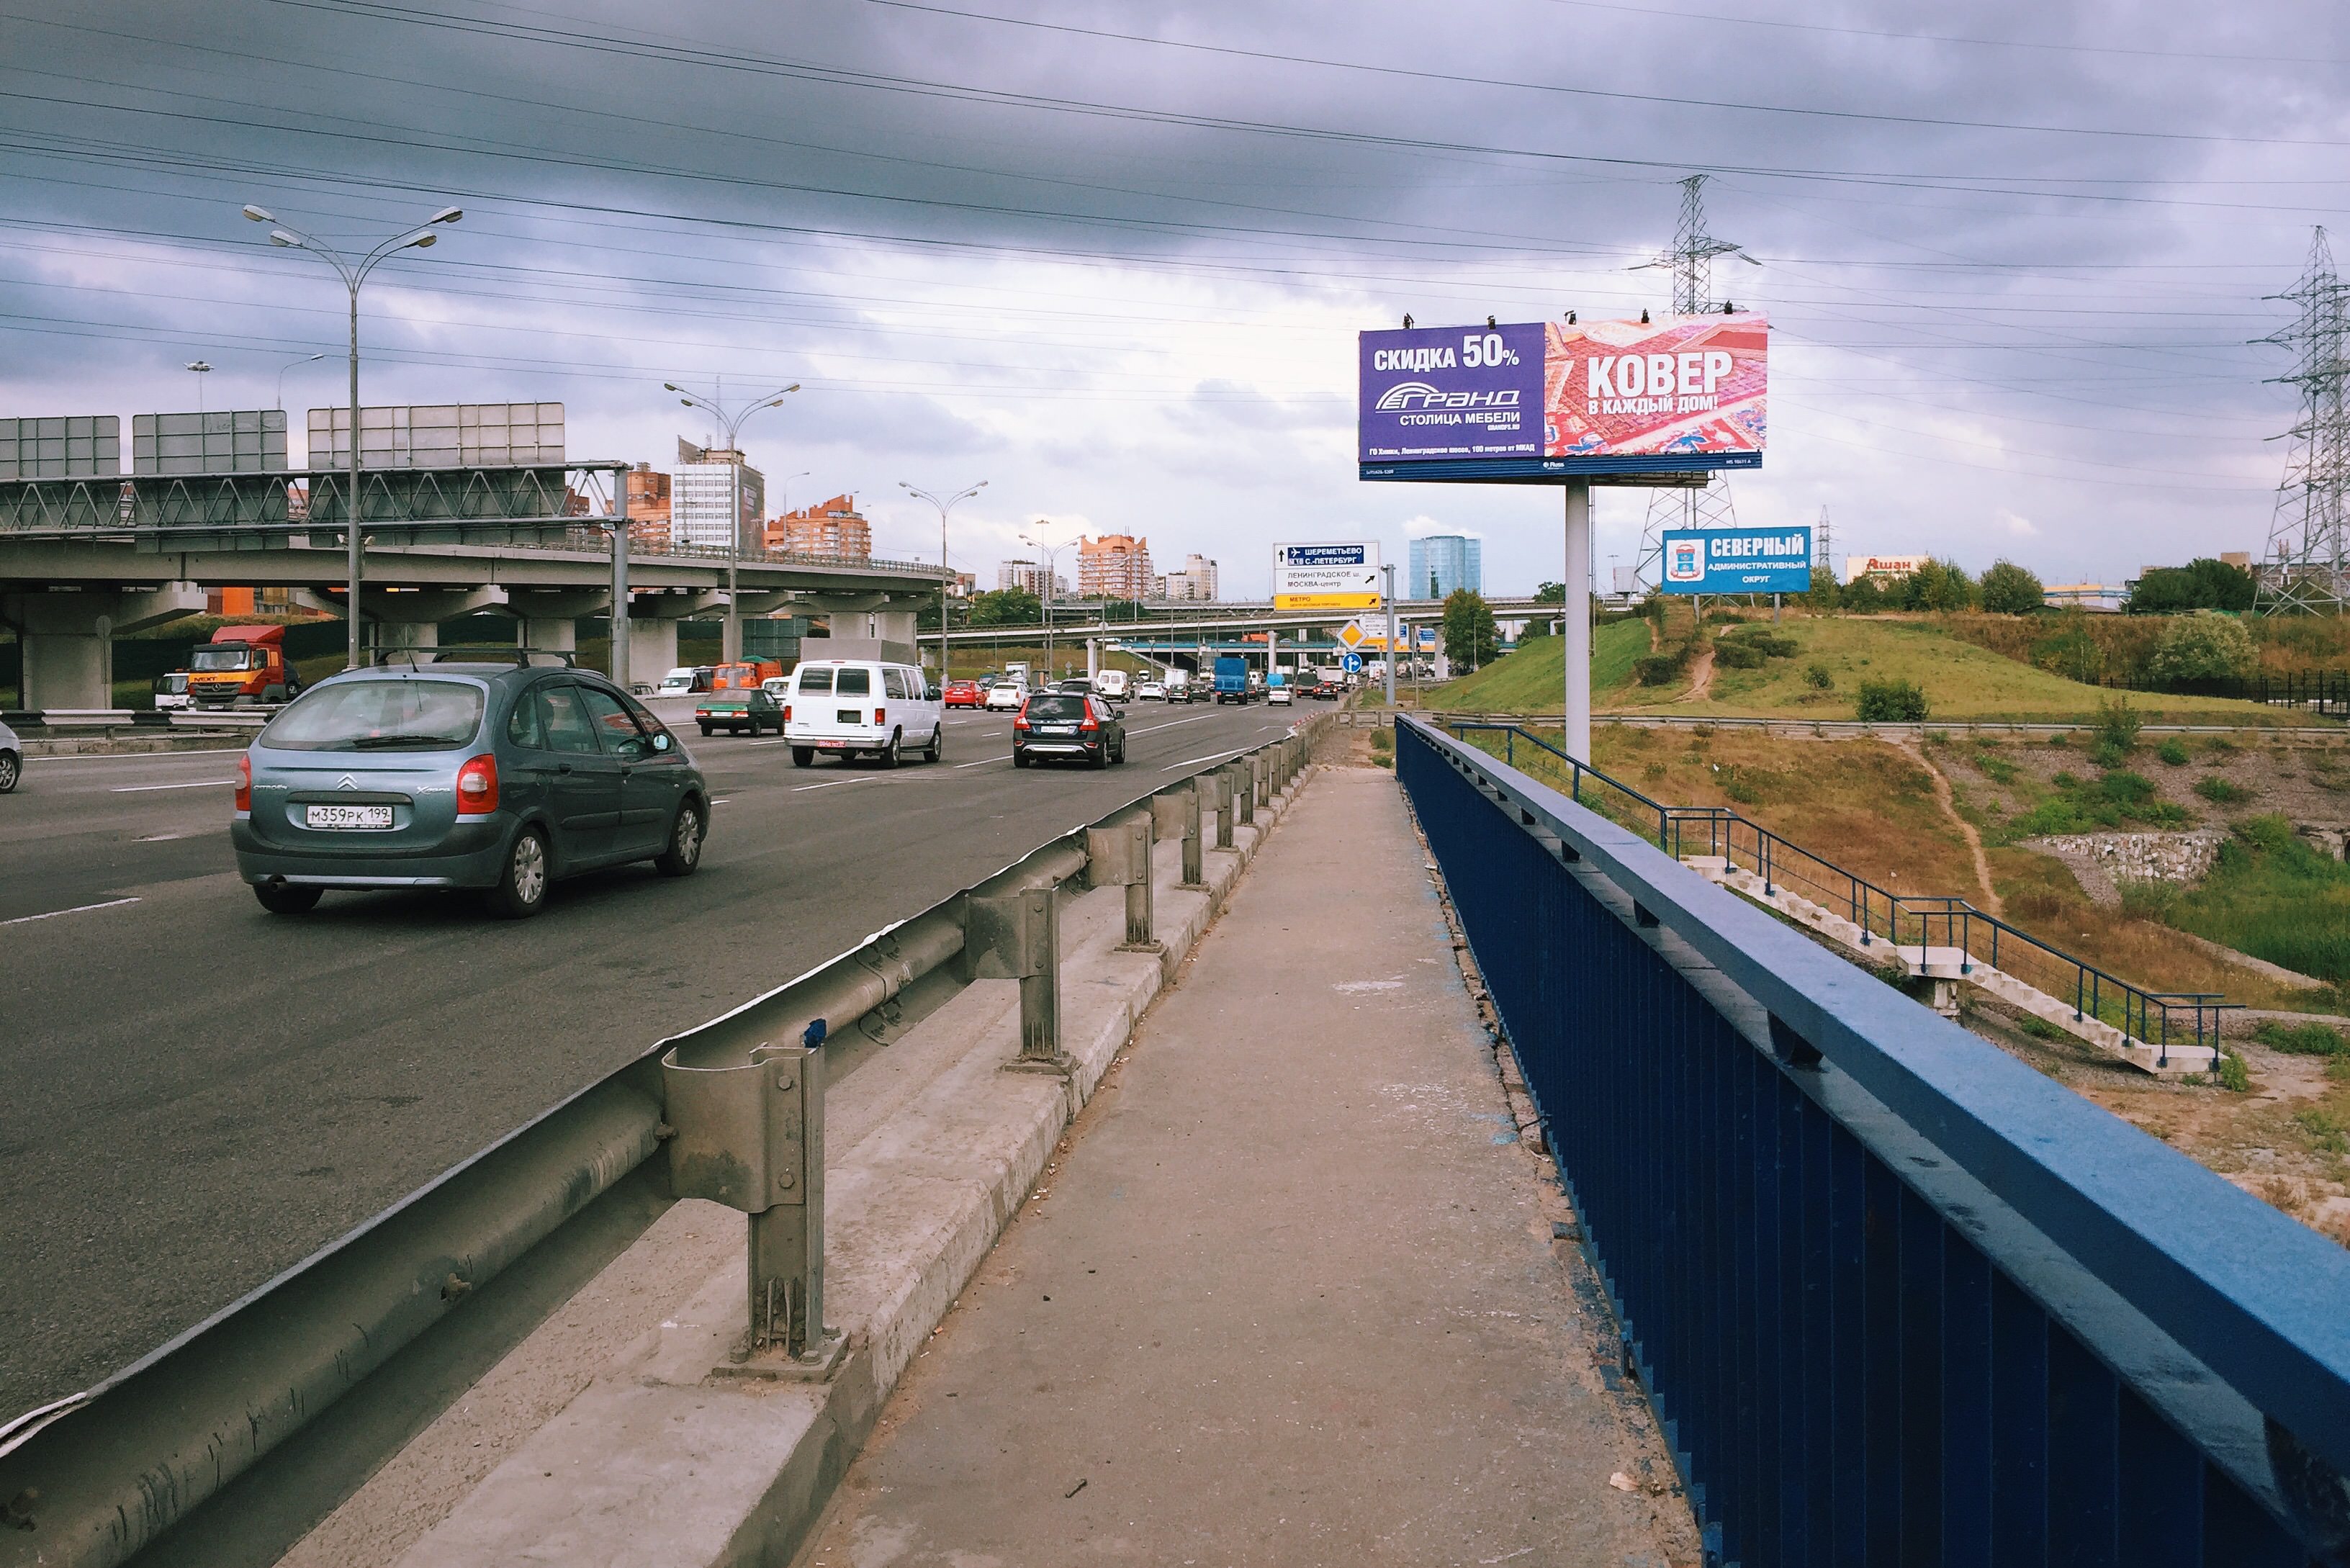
[783,659,944,767]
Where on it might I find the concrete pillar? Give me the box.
[1086,639,1100,679]
[629,619,679,679]
[4,583,204,710]
[503,589,610,658]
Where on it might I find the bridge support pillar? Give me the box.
[503,589,610,657]
[629,620,678,682]
[3,582,205,710]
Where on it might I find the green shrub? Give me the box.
[2205,734,2238,753]
[2031,612,2107,683]
[1713,639,1765,670]
[2297,1107,2349,1156]
[1855,679,1930,722]
[2094,697,2143,756]
[1634,653,1687,687]
[2146,611,2257,682]
[1979,559,2045,616]
[2130,559,2257,614]
[2158,738,2191,766]
[2052,770,2080,788]
[2194,775,2249,804]
[2216,1053,2253,1093]
[2018,1016,2067,1042]
[2048,731,2071,748]
[2092,741,2128,769]
[1804,662,1832,690]
[2253,1020,2349,1056]
[2099,770,2156,806]
[1978,754,2018,785]
[1744,631,1799,658]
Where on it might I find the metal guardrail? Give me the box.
[1451,722,2233,1061]
[0,718,1326,1567]
[1395,716,2350,1566]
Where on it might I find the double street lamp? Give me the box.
[243,200,462,672]
[665,382,798,664]
[1018,526,1081,678]
[899,479,985,678]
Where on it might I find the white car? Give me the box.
[983,681,1026,712]
[0,717,19,793]
[1267,684,1294,706]
[785,659,944,767]
[657,667,700,696]
[1136,680,1167,701]
[1091,668,1130,700]
[761,675,792,698]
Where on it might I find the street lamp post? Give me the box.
[1018,528,1080,679]
[244,201,462,672]
[899,479,986,678]
[275,351,328,412]
[665,382,798,664]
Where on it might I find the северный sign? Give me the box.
[1660,526,1812,595]
[1357,316,1768,483]
[1273,541,1382,610]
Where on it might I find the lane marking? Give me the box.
[135,832,194,842]
[792,775,879,792]
[1127,713,1214,736]
[3,896,141,927]
[1162,747,1246,772]
[955,755,1009,769]
[708,798,730,806]
[112,778,236,793]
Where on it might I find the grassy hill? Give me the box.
[1436,613,2314,726]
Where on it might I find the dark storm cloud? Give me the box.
[3,0,2348,583]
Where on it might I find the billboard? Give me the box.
[132,410,287,474]
[1845,554,1930,584]
[1359,315,1766,482]
[1272,541,1382,610]
[1660,526,1811,595]
[0,415,120,479]
[308,402,564,469]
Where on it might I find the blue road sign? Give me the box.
[1660,525,1812,594]
[1341,652,1364,673]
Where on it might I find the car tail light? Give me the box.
[783,703,792,722]
[235,754,251,812]
[456,752,499,815]
[873,706,886,726]
[1014,704,1030,731]
[1079,706,1099,732]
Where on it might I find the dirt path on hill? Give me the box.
[1903,742,2002,914]
[1681,642,1716,703]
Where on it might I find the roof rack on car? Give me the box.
[422,648,578,667]
[370,649,425,670]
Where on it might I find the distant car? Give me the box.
[656,667,712,696]
[1055,676,1093,695]
[1091,669,1131,700]
[1267,684,1293,706]
[943,678,985,708]
[1013,692,1126,769]
[231,659,708,919]
[1136,680,1167,701]
[761,676,792,698]
[984,681,1026,712]
[1311,679,1343,700]
[784,659,945,767]
[0,718,19,793]
[153,671,193,711]
[695,688,783,736]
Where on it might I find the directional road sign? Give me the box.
[1341,652,1364,673]
[1336,620,1367,649]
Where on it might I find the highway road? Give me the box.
[0,695,1307,1420]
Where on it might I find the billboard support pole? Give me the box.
[1382,564,1397,707]
[1563,479,1592,763]
[611,479,630,690]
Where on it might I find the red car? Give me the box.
[942,679,985,708]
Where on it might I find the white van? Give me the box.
[1091,668,1130,701]
[784,659,944,767]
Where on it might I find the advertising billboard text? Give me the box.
[1660,526,1811,595]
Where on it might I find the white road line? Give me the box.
[792,776,878,792]
[112,778,236,793]
[744,738,790,747]
[954,755,1009,769]
[1162,747,1246,772]
[1128,714,1213,736]
[708,798,730,806]
[3,896,141,927]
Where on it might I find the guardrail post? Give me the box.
[969,886,1071,1073]
[1181,780,1207,886]
[1215,770,1235,849]
[1254,752,1270,808]
[1230,762,1256,828]
[1088,814,1158,950]
[662,1031,841,1369]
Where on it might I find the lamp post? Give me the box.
[184,361,211,415]
[664,382,798,664]
[243,201,462,672]
[899,479,985,678]
[1019,527,1080,679]
[275,351,328,412]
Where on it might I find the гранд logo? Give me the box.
[1374,383,1522,413]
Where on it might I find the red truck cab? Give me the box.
[187,624,302,708]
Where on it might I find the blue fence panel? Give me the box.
[1395,718,2347,1568]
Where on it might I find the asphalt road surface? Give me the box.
[0,695,1307,1420]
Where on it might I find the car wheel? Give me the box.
[485,826,551,919]
[0,750,17,793]
[880,731,901,769]
[1114,739,1127,764]
[698,724,713,736]
[925,725,943,764]
[253,881,320,914]
[1090,744,1109,770]
[792,747,815,767]
[655,801,706,877]
[1013,750,1032,769]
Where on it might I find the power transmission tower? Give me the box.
[1816,504,1833,581]
[2258,227,2350,615]
[1633,175,1756,587]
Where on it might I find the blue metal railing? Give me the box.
[1396,716,2349,1567]
[1451,721,2231,1066]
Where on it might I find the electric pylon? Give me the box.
[2257,227,2350,615]
[1633,176,1756,587]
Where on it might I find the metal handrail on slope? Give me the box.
[1449,721,2232,1065]
[0,717,1329,1568]
[1395,716,2350,1564]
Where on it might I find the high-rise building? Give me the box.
[1408,534,1482,599]
[765,492,871,561]
[998,559,1066,597]
[1078,533,1155,600]
[671,439,764,552]
[625,462,672,551]
[1161,552,1219,601]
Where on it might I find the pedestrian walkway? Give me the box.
[803,764,1699,1568]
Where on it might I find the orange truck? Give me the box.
[708,660,782,691]
[186,624,304,708]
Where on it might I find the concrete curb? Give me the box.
[350,765,1320,1567]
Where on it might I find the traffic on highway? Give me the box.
[0,675,1310,1421]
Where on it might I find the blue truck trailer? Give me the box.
[1214,655,1250,704]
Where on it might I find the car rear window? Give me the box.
[836,668,872,696]
[261,679,485,752]
[1025,695,1086,721]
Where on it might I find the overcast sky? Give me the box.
[4,0,2346,595]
